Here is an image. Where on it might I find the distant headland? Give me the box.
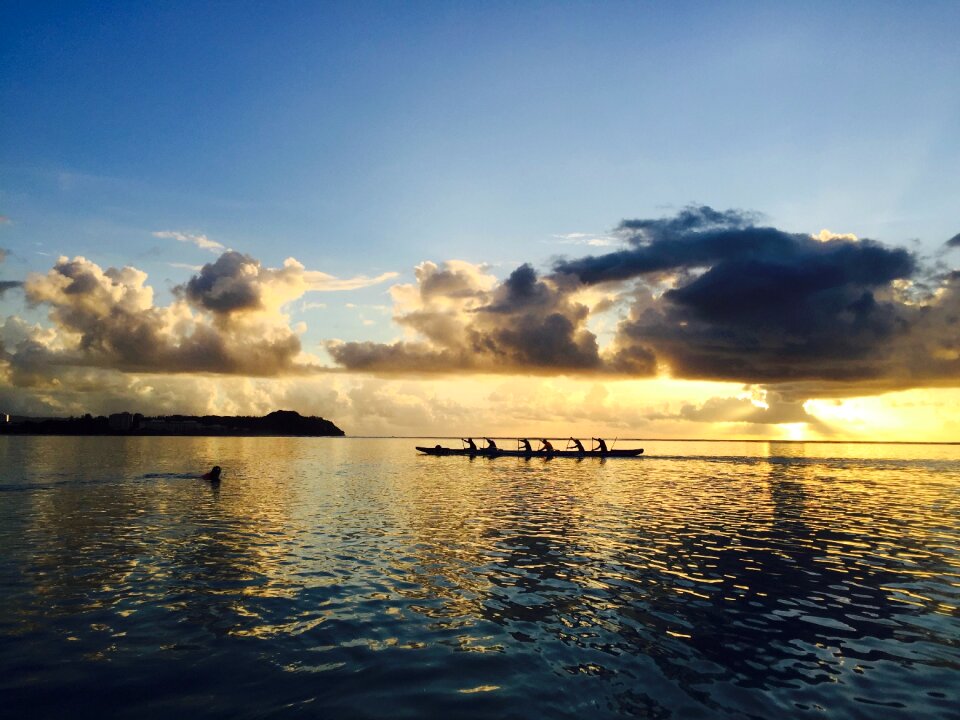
[0,410,345,437]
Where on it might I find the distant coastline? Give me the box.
[0,409,344,437]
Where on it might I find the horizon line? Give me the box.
[346,436,960,446]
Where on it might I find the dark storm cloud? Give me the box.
[331,206,960,394]
[629,246,916,384]
[179,251,264,314]
[621,206,757,238]
[328,262,611,374]
[555,205,913,286]
[481,264,552,312]
[549,205,951,390]
[0,281,23,297]
[474,265,603,369]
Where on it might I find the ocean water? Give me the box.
[0,436,958,719]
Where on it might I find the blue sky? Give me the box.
[2,1,959,436]
[4,2,958,266]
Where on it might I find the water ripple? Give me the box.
[0,437,958,718]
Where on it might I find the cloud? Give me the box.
[302,269,399,291]
[328,260,619,374]
[1,248,400,389]
[168,262,203,272]
[180,251,265,313]
[16,255,306,377]
[0,363,345,420]
[6,208,960,412]
[153,230,226,253]
[1,248,398,389]
[550,205,960,393]
[178,251,397,315]
[155,232,399,290]
[659,390,827,429]
[553,206,903,284]
[0,249,24,297]
[552,232,617,247]
[0,281,23,297]
[332,205,924,382]
[813,229,858,243]
[0,364,474,438]
[327,206,960,399]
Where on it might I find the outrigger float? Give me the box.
[416,439,643,458]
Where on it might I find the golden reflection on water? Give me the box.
[1,436,959,718]
[4,437,312,646]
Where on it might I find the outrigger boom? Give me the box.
[416,442,643,458]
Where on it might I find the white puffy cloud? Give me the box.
[18,254,304,376]
[2,251,397,387]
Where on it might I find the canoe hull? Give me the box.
[416,446,643,458]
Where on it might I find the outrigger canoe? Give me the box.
[416,446,643,458]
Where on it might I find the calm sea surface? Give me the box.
[1,437,958,719]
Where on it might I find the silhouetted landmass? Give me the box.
[0,410,344,437]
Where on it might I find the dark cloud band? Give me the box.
[333,206,959,395]
[4,209,959,402]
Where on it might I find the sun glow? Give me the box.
[802,389,960,442]
[780,423,808,441]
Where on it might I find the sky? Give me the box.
[2,1,959,440]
